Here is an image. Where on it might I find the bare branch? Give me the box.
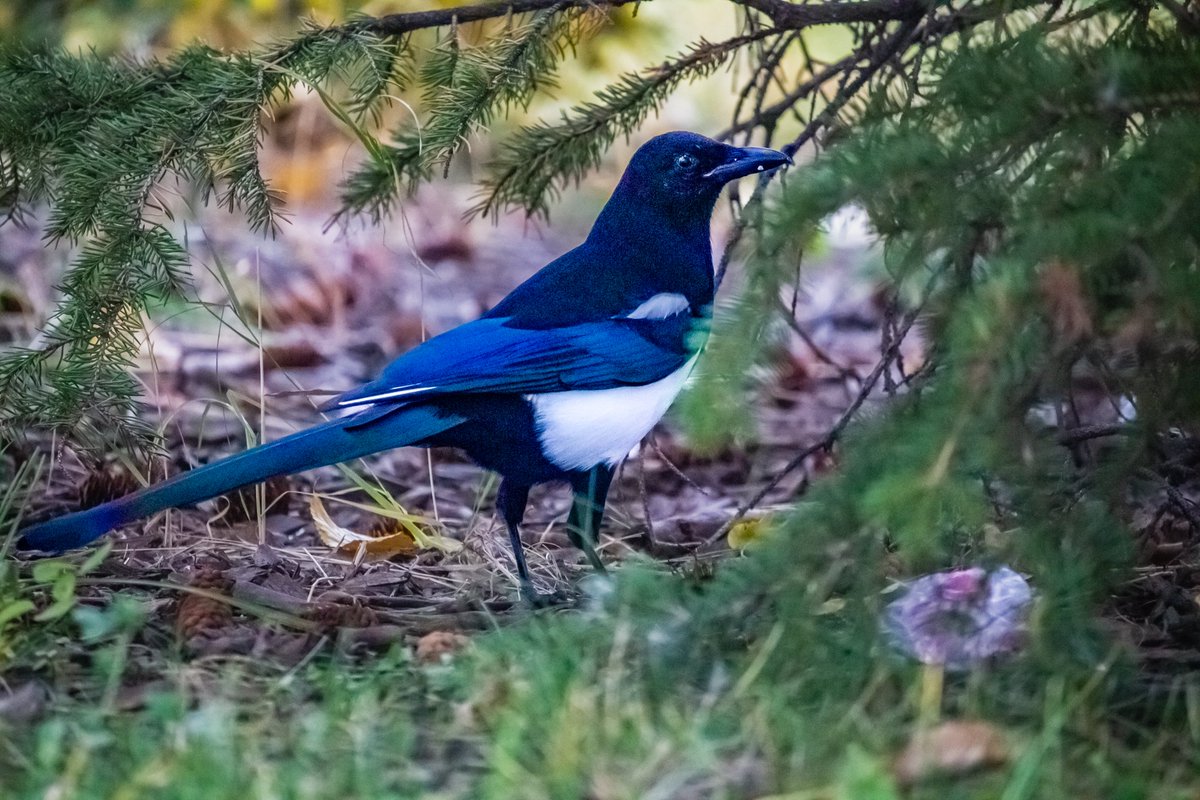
[732,0,925,28]
[343,0,930,40]
[347,0,642,36]
[1055,424,1129,447]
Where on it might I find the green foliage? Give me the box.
[0,543,112,660]
[0,455,120,661]
[688,12,1200,549]
[340,8,585,222]
[0,23,413,448]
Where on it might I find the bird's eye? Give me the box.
[675,153,699,171]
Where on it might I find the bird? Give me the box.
[19,131,790,601]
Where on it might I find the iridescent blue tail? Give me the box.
[19,404,459,552]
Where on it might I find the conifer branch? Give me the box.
[733,0,925,27]
[0,27,414,446]
[345,0,642,36]
[344,0,934,38]
[339,6,588,222]
[474,27,782,217]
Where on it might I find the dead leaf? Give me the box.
[309,494,463,557]
[892,720,1009,785]
[310,495,420,560]
[416,630,471,664]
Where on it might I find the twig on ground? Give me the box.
[638,447,656,542]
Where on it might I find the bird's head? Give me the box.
[612,131,792,218]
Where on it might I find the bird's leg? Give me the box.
[567,465,614,573]
[497,479,564,606]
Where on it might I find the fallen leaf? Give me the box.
[416,630,471,664]
[817,597,846,615]
[309,494,463,556]
[311,495,421,561]
[728,516,773,550]
[892,720,1009,785]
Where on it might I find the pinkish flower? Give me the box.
[884,566,1033,670]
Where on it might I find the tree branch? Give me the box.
[732,0,925,28]
[348,0,642,36]
[344,0,929,39]
[1055,424,1128,447]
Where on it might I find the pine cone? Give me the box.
[77,462,140,509]
[339,602,378,629]
[367,516,403,538]
[77,457,172,510]
[189,566,233,593]
[176,567,233,640]
[250,270,355,330]
[306,601,378,633]
[217,474,292,524]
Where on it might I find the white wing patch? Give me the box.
[527,355,699,471]
[624,292,689,320]
[334,385,434,408]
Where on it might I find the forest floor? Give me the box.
[2,190,1199,798]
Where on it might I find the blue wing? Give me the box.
[326,314,703,410]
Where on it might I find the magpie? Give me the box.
[19,131,790,599]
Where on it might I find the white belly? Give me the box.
[526,355,699,471]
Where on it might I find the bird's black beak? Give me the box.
[703,145,792,183]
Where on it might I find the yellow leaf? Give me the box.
[310,495,419,561]
[309,495,461,559]
[728,516,773,551]
[312,491,463,555]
